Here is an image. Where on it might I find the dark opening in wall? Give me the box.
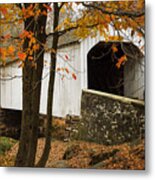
[0,108,46,139]
[0,108,21,139]
[87,41,125,96]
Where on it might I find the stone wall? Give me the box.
[73,89,145,145]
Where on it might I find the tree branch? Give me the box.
[59,2,65,10]
[47,23,99,37]
[82,2,145,18]
[16,3,22,9]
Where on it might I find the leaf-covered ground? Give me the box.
[0,138,144,170]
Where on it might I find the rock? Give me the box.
[89,149,119,165]
[51,160,70,168]
[65,127,72,131]
[63,138,70,142]
[90,161,106,169]
[63,144,81,160]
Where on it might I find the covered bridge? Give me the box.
[0,32,144,117]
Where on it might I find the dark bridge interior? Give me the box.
[87,41,124,96]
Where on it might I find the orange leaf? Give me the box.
[105,15,111,22]
[116,62,121,69]
[18,52,26,61]
[18,19,23,24]
[22,7,26,13]
[116,55,127,69]
[31,37,36,44]
[8,45,15,55]
[109,36,123,41]
[65,68,69,74]
[28,56,33,61]
[0,7,7,15]
[4,34,11,40]
[72,73,77,80]
[19,30,29,39]
[0,47,4,54]
[0,47,7,60]
[112,44,118,53]
[33,44,40,51]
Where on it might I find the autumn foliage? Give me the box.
[0,1,144,69]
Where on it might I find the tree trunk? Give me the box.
[15,10,34,166]
[26,4,47,167]
[37,3,60,167]
[15,3,47,167]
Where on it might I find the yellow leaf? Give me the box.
[60,7,65,14]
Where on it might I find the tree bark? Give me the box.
[37,3,60,167]
[15,3,47,167]
[15,10,34,166]
[26,4,47,167]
